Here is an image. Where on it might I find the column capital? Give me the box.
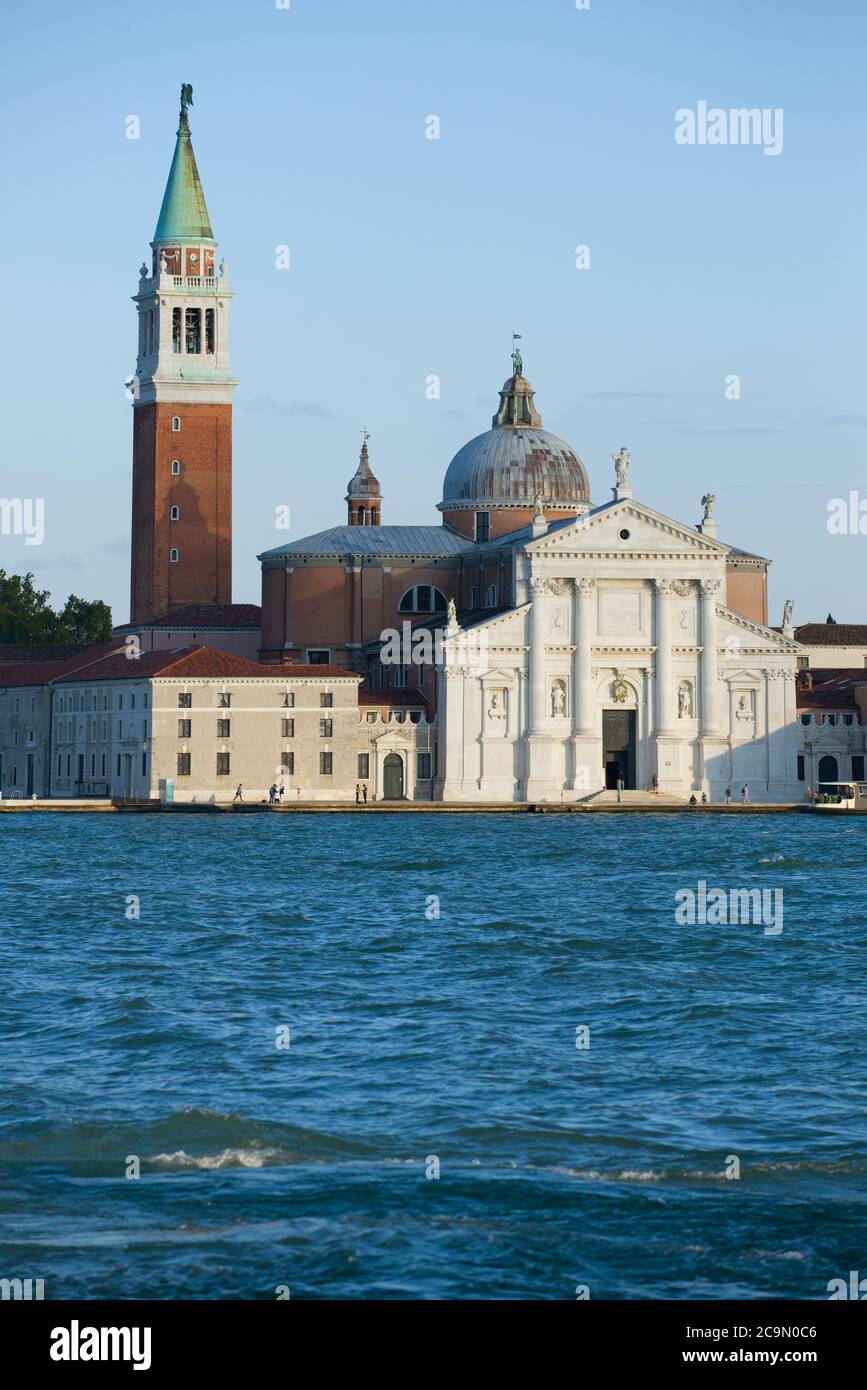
[575,577,597,597]
[655,578,676,596]
[700,577,723,597]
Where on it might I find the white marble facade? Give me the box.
[434,497,802,802]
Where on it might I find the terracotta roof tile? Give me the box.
[114,603,261,632]
[795,624,867,645]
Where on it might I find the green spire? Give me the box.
[154,86,214,243]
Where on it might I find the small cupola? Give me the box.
[345,430,382,526]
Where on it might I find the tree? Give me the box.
[0,571,58,642]
[0,570,112,645]
[55,594,113,645]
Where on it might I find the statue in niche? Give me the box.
[551,682,566,718]
[612,446,630,486]
[677,682,692,718]
[487,691,506,721]
[736,693,754,721]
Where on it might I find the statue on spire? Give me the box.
[511,333,523,378]
[612,446,630,486]
[180,83,194,120]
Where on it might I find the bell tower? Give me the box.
[345,430,383,525]
[129,85,237,623]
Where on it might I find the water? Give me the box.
[0,811,864,1300]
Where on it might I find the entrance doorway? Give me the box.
[383,752,404,800]
[818,753,839,785]
[602,709,636,789]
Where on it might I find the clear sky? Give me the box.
[0,0,864,625]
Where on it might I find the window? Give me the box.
[475,511,490,543]
[282,692,295,708]
[216,752,230,776]
[178,692,192,708]
[319,719,333,738]
[320,752,333,775]
[171,415,180,431]
[116,754,121,776]
[170,548,179,563]
[172,309,181,354]
[307,649,329,665]
[797,656,809,670]
[218,692,231,708]
[91,753,96,776]
[171,459,181,475]
[101,754,106,776]
[844,714,855,726]
[796,754,805,782]
[826,715,837,726]
[57,754,62,776]
[217,719,231,738]
[358,754,370,779]
[417,752,432,780]
[119,695,123,710]
[469,587,477,609]
[170,505,180,521]
[320,692,333,708]
[281,751,294,774]
[185,308,201,354]
[205,307,215,354]
[853,756,865,781]
[177,752,191,776]
[143,694,148,709]
[130,695,136,709]
[799,713,811,726]
[366,711,377,723]
[393,666,408,688]
[485,584,498,608]
[397,586,447,614]
[281,718,294,738]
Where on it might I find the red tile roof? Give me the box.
[795,624,867,645]
[0,642,89,663]
[796,668,867,712]
[54,647,361,683]
[359,688,428,706]
[0,645,124,687]
[114,603,262,632]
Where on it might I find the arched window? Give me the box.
[171,459,181,475]
[170,548,179,563]
[171,416,181,432]
[818,754,839,784]
[170,505,180,521]
[357,505,366,524]
[485,584,498,608]
[370,508,379,524]
[397,585,448,614]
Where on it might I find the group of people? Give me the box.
[268,783,286,804]
[647,773,751,805]
[355,783,369,804]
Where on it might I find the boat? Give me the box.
[810,781,867,814]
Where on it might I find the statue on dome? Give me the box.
[612,446,630,486]
[511,344,523,377]
[701,492,716,523]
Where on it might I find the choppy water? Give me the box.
[0,811,864,1299]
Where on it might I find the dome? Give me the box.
[438,370,590,513]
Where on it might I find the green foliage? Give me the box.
[0,570,112,645]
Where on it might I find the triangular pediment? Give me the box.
[526,499,729,558]
[716,605,800,652]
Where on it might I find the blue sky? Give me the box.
[0,0,864,624]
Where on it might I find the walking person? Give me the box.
[651,772,659,796]
[233,783,243,803]
[741,783,750,805]
[724,784,732,805]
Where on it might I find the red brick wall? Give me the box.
[130,401,232,623]
[725,568,767,626]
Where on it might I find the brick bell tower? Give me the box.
[129,84,237,623]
